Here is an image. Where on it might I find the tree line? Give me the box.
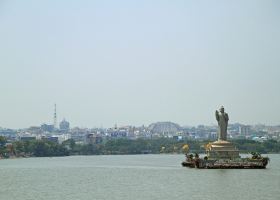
[0,136,279,158]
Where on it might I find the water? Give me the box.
[0,154,279,200]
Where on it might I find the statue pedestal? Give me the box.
[206,140,240,160]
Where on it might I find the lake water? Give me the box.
[0,154,279,200]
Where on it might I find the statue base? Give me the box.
[206,140,240,160]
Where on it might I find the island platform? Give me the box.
[182,107,269,169]
[181,153,269,169]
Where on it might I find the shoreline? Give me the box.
[1,152,279,160]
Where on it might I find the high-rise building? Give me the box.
[239,125,251,136]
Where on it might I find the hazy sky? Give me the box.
[0,0,279,129]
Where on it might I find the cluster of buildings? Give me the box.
[1,105,278,144]
[0,121,280,145]
[187,123,280,142]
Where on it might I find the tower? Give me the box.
[54,103,57,129]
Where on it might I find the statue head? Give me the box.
[220,106,225,113]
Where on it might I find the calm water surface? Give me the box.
[0,154,279,200]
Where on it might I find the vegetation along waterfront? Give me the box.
[0,136,280,158]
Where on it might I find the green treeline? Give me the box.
[1,136,280,158]
[0,136,69,157]
[232,139,280,154]
[62,138,206,155]
[66,138,280,155]
[14,140,70,157]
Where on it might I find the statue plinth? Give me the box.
[206,140,240,160]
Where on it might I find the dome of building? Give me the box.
[148,122,181,133]
[59,119,70,131]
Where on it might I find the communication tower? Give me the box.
[54,103,57,128]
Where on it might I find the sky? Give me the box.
[0,0,279,129]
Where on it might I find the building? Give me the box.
[19,136,36,142]
[59,119,70,132]
[41,124,54,133]
[84,133,103,144]
[239,125,251,136]
[148,122,182,135]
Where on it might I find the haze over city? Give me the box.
[0,0,279,129]
[0,2,280,200]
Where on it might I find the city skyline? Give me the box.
[1,104,279,130]
[1,0,280,128]
[1,102,280,129]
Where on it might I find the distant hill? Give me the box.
[148,122,182,133]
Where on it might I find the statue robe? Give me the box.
[215,111,229,141]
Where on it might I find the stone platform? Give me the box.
[206,140,240,159]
